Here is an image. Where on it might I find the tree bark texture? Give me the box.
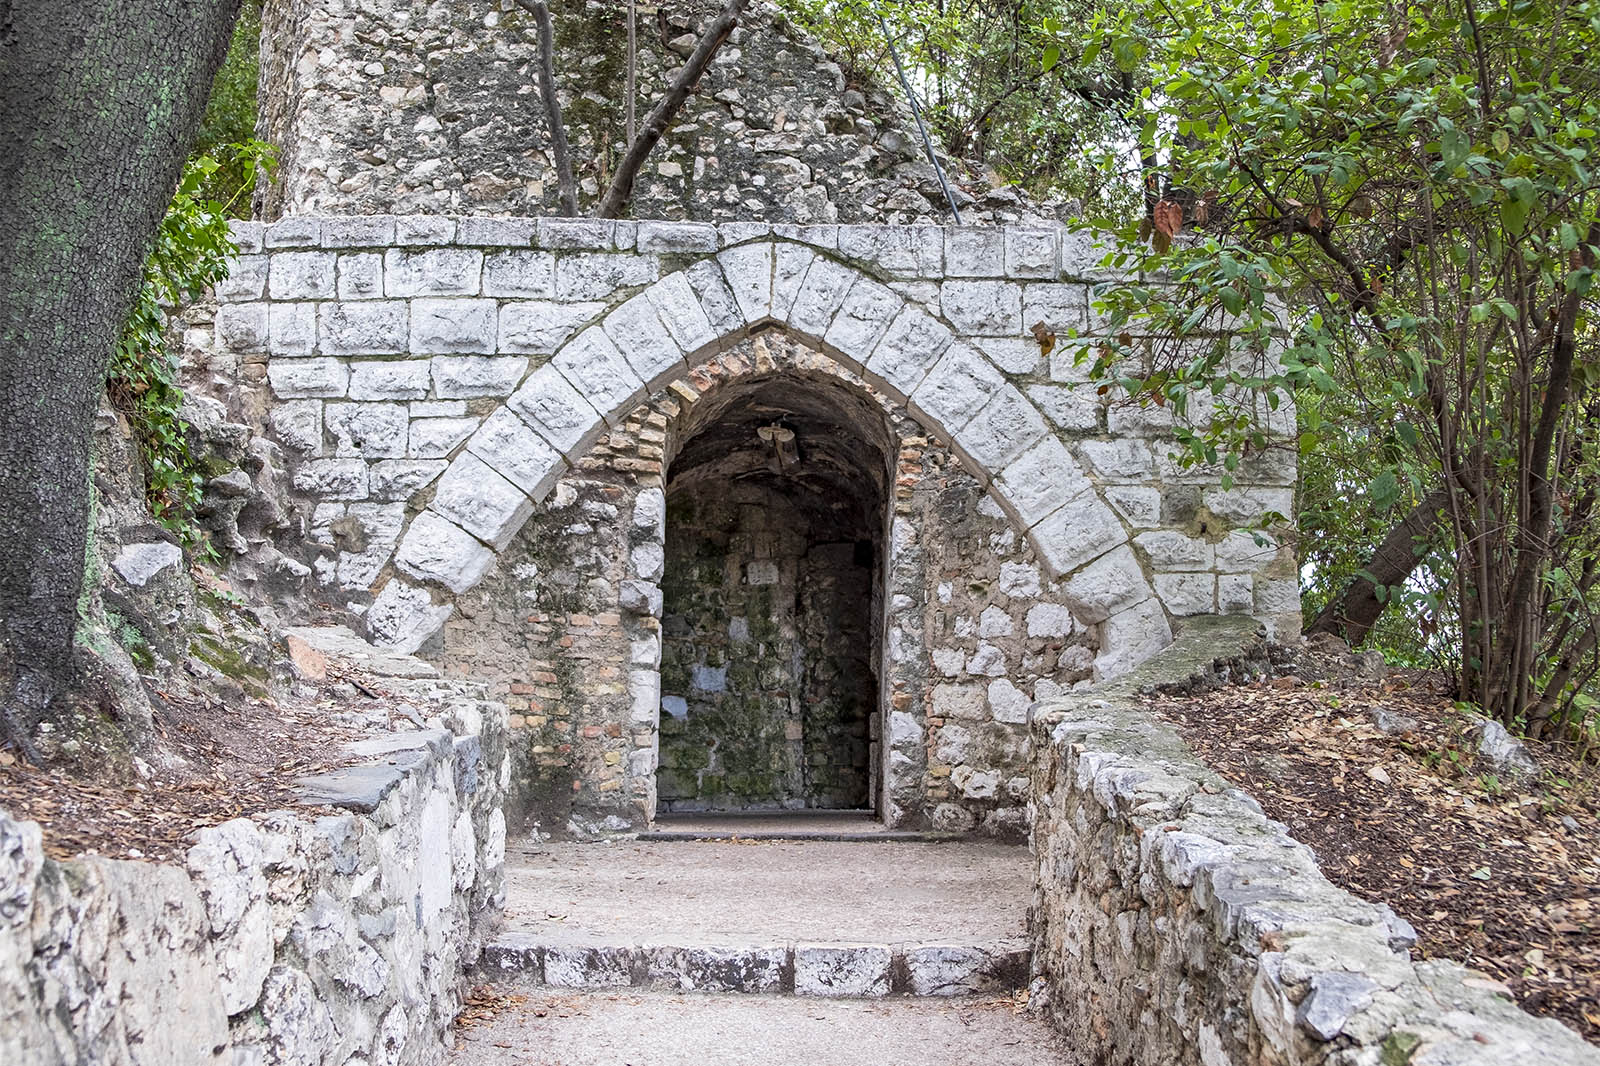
[598,0,749,219]
[1307,488,1448,647]
[0,0,241,753]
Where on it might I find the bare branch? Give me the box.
[515,0,577,216]
[598,0,749,219]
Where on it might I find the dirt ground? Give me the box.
[1155,653,1600,1043]
[0,651,415,864]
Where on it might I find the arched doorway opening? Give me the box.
[655,368,895,814]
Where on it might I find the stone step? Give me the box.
[476,935,1029,997]
[448,987,1067,1066]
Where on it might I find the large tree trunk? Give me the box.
[0,0,241,757]
[1306,488,1448,647]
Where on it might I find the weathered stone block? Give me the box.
[994,436,1091,530]
[394,215,456,245]
[411,298,497,353]
[909,343,1006,434]
[973,338,1042,375]
[383,247,483,297]
[1217,573,1255,613]
[265,216,320,248]
[216,254,267,300]
[498,300,604,354]
[507,364,606,458]
[786,256,857,337]
[837,225,943,277]
[369,459,448,500]
[646,271,718,359]
[1005,228,1059,279]
[1023,283,1089,333]
[348,359,431,401]
[602,290,687,389]
[336,252,385,299]
[555,253,657,300]
[953,385,1049,475]
[319,301,409,355]
[770,243,817,322]
[1105,485,1162,527]
[863,306,954,398]
[932,683,987,720]
[1135,531,1214,571]
[822,276,903,364]
[431,356,527,399]
[944,227,1005,277]
[1214,530,1278,570]
[941,280,1022,336]
[1063,545,1150,623]
[482,250,556,298]
[228,219,264,254]
[1155,572,1216,616]
[466,408,566,503]
[269,252,337,300]
[1080,439,1155,481]
[793,945,891,997]
[321,215,395,247]
[683,258,745,340]
[293,458,367,500]
[408,417,479,460]
[1093,596,1173,681]
[716,242,775,323]
[552,327,645,424]
[537,218,630,250]
[456,217,534,246]
[394,512,496,594]
[428,452,535,550]
[1026,602,1075,638]
[325,402,410,458]
[1255,577,1301,614]
[270,400,322,454]
[216,303,268,352]
[1204,487,1294,525]
[637,220,719,253]
[366,578,452,652]
[268,302,317,356]
[1031,491,1127,576]
[269,358,349,399]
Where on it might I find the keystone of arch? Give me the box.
[369,239,1154,666]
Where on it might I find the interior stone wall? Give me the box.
[657,480,877,811]
[255,0,1052,224]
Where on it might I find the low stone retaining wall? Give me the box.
[1027,618,1600,1065]
[0,684,508,1066]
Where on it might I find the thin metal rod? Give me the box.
[875,6,962,224]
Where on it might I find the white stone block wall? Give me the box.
[211,217,1300,685]
[0,694,509,1066]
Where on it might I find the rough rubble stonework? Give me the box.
[1028,618,1600,1066]
[254,0,1061,225]
[0,680,509,1066]
[194,216,1298,834]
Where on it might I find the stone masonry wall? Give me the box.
[193,216,1300,835]
[0,684,509,1066]
[1028,619,1600,1066]
[658,477,877,812]
[256,0,1049,225]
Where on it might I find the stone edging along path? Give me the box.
[1027,616,1600,1065]
[0,665,509,1066]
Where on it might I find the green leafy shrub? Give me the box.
[107,143,275,553]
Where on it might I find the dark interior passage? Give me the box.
[657,371,891,812]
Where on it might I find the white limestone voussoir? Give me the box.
[908,342,1006,437]
[715,242,775,325]
[366,578,453,653]
[602,291,688,390]
[506,363,606,459]
[822,276,903,367]
[645,271,719,359]
[393,511,496,594]
[861,305,953,400]
[466,407,567,503]
[1030,490,1129,578]
[428,451,535,551]
[552,327,646,426]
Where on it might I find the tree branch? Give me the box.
[597,0,748,219]
[515,0,577,216]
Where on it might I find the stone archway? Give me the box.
[370,239,1151,670]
